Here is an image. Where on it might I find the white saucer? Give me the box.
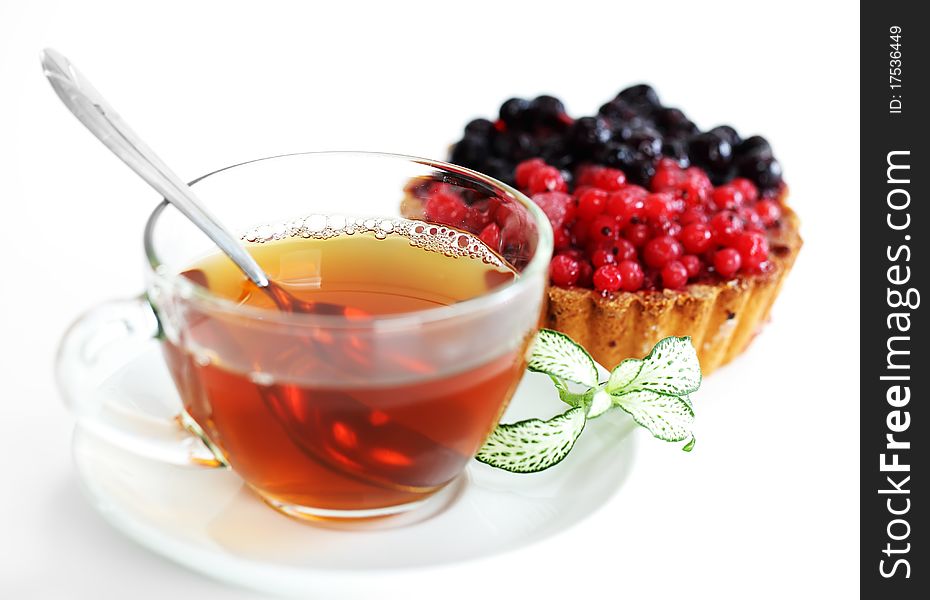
[73,344,637,597]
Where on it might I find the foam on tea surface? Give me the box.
[176,215,517,315]
[242,214,506,267]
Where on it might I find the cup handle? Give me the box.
[55,294,225,468]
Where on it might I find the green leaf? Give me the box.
[528,329,599,388]
[606,336,701,397]
[587,387,612,418]
[682,436,696,452]
[475,406,587,473]
[606,358,641,390]
[612,389,695,443]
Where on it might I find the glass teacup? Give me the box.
[56,152,553,520]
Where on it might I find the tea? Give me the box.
[162,217,527,514]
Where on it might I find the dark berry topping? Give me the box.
[687,132,733,175]
[499,97,532,129]
[464,118,496,138]
[708,125,741,148]
[439,85,788,291]
[530,95,568,127]
[616,84,661,109]
[736,135,773,159]
[568,117,612,157]
[737,155,783,190]
[655,107,698,137]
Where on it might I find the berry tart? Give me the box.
[409,85,800,375]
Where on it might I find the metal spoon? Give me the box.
[40,48,334,315]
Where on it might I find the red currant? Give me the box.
[624,223,651,247]
[732,178,759,203]
[593,265,623,292]
[709,210,744,246]
[588,214,620,244]
[732,231,769,271]
[652,220,682,239]
[515,158,546,190]
[591,167,626,191]
[755,199,782,226]
[527,166,567,195]
[552,226,571,250]
[680,223,713,254]
[712,185,744,210]
[618,260,645,291]
[591,247,616,267]
[644,192,678,222]
[713,248,742,277]
[575,164,604,187]
[661,260,688,289]
[681,254,702,278]
[680,206,708,225]
[606,186,647,222]
[643,235,684,268]
[571,218,590,246]
[576,188,608,220]
[613,238,637,262]
[549,254,581,286]
[651,165,684,192]
[532,191,575,229]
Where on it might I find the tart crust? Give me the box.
[545,205,801,375]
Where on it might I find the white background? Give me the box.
[0,1,859,598]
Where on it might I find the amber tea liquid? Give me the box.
[162,219,526,514]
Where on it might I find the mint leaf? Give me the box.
[528,329,599,388]
[606,336,700,397]
[476,406,586,473]
[611,389,695,443]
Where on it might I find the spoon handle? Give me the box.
[40,48,269,287]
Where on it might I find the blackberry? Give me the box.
[539,136,572,167]
[482,156,515,185]
[499,97,532,129]
[708,125,741,148]
[450,136,488,167]
[627,127,663,158]
[655,107,698,137]
[568,116,611,157]
[612,116,652,142]
[491,132,539,160]
[736,135,772,159]
[598,98,638,123]
[626,157,657,186]
[464,118,496,138]
[510,132,540,161]
[530,95,567,127]
[737,155,783,190]
[596,142,635,171]
[616,84,660,110]
[688,132,733,173]
[661,139,690,167]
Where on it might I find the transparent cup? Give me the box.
[56,152,553,521]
